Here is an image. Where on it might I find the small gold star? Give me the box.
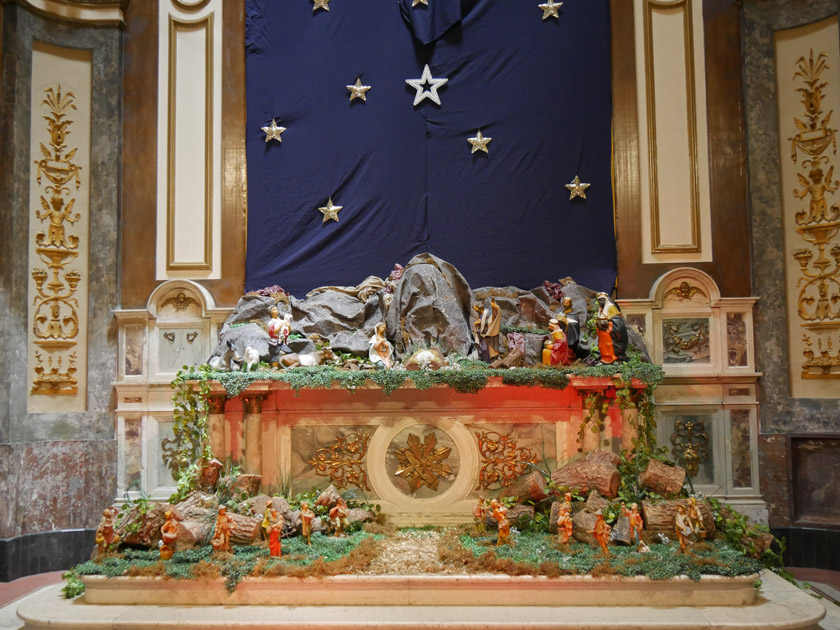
[346,77,371,102]
[412,0,428,5]
[538,0,563,20]
[565,175,591,200]
[318,197,343,223]
[467,129,492,154]
[312,0,330,12]
[261,119,286,143]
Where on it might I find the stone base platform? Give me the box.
[17,571,826,630]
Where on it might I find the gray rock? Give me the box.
[627,328,652,363]
[385,253,475,357]
[523,333,546,366]
[331,330,373,356]
[211,323,271,361]
[288,338,316,355]
[220,294,277,337]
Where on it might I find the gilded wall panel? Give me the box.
[26,42,91,413]
[775,17,840,396]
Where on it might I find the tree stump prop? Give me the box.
[228,513,261,545]
[638,459,686,496]
[572,510,598,546]
[585,489,610,512]
[484,504,535,530]
[551,450,621,499]
[220,474,262,499]
[499,470,547,503]
[611,516,632,546]
[641,499,715,536]
[198,459,223,491]
[315,484,342,509]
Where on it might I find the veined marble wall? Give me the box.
[0,2,121,545]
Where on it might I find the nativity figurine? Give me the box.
[160,510,178,561]
[687,497,707,540]
[490,499,513,547]
[210,506,233,553]
[628,502,645,550]
[588,510,611,557]
[472,496,487,536]
[267,307,292,369]
[368,322,394,369]
[267,507,284,557]
[300,501,315,546]
[556,502,573,550]
[330,497,350,537]
[94,507,120,559]
[476,298,502,362]
[542,317,574,366]
[562,297,589,360]
[595,292,628,365]
[674,504,693,554]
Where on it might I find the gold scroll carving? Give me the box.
[475,431,539,491]
[307,432,371,490]
[670,419,709,480]
[31,86,83,395]
[789,51,840,379]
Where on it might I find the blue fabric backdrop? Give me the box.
[245,0,614,296]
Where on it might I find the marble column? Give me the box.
[206,394,227,462]
[241,394,265,477]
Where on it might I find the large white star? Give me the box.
[261,119,286,143]
[405,64,449,107]
[538,0,563,20]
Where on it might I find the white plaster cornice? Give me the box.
[10,0,125,25]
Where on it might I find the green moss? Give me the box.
[458,533,763,580]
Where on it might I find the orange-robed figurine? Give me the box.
[211,506,233,553]
[95,507,120,558]
[300,501,315,546]
[490,499,513,547]
[556,499,573,549]
[588,510,611,557]
[595,293,628,365]
[542,317,574,366]
[628,503,645,550]
[330,497,350,537]
[267,507,284,557]
[473,496,487,536]
[674,504,693,554]
[160,510,179,561]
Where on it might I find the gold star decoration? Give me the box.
[538,0,563,20]
[412,0,428,5]
[346,77,371,102]
[467,129,492,154]
[318,197,343,223]
[261,119,286,143]
[312,0,330,12]
[565,175,591,200]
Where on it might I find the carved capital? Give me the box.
[206,394,227,415]
[241,393,266,415]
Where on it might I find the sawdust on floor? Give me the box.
[361,531,460,575]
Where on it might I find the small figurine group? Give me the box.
[674,497,707,554]
[329,497,350,537]
[621,501,649,552]
[472,496,514,547]
[260,500,284,557]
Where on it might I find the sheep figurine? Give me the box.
[243,347,260,372]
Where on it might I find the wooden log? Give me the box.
[499,471,548,503]
[116,502,174,548]
[611,516,632,546]
[174,491,219,520]
[551,450,621,499]
[572,510,598,546]
[585,489,610,512]
[484,504,535,530]
[198,459,224,491]
[176,518,214,548]
[548,501,560,535]
[641,499,715,536]
[228,513,261,545]
[638,459,686,496]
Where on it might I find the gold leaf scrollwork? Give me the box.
[307,432,371,490]
[394,432,452,492]
[788,50,840,379]
[662,320,709,353]
[30,85,83,396]
[670,419,709,480]
[475,431,539,491]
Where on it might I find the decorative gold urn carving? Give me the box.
[788,50,840,379]
[307,432,371,490]
[394,432,452,492]
[475,431,539,491]
[30,86,83,395]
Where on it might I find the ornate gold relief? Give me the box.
[394,432,452,492]
[162,292,197,312]
[788,50,840,379]
[670,419,709,479]
[30,86,83,395]
[307,432,371,490]
[662,319,709,353]
[475,431,539,491]
[664,281,707,301]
